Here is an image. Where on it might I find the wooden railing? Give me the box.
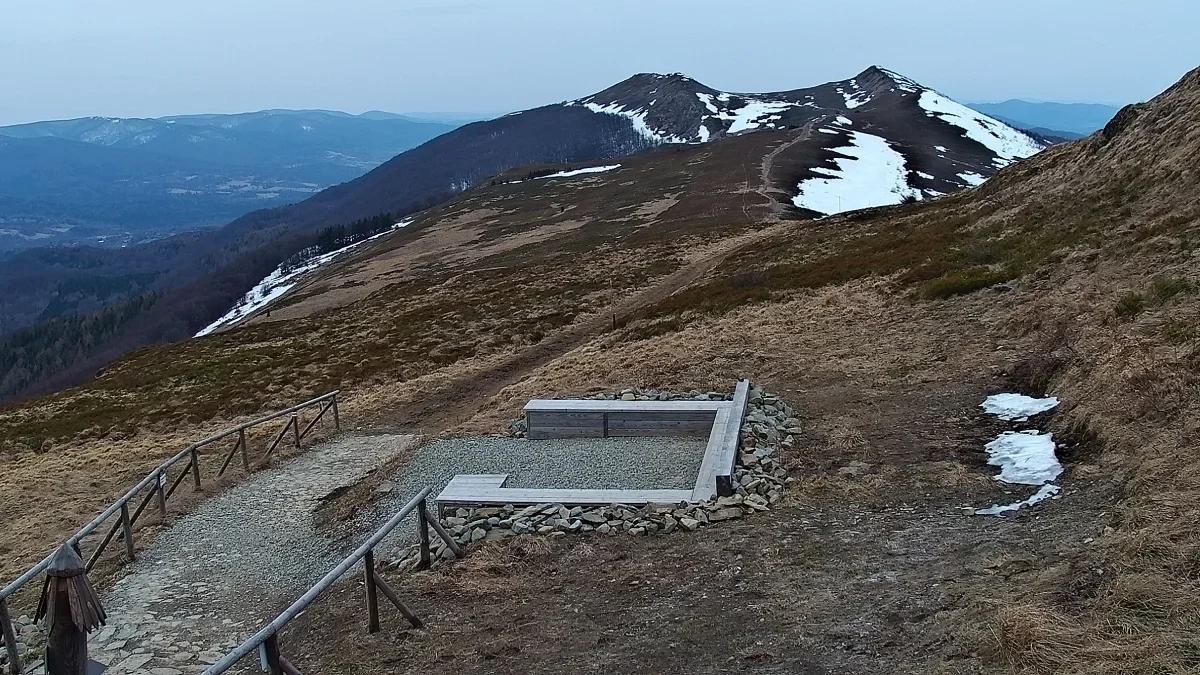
[0,391,340,675]
[201,487,462,675]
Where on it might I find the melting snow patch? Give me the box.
[982,393,1059,421]
[835,116,853,126]
[195,219,413,337]
[916,171,935,180]
[580,101,688,144]
[958,171,987,187]
[695,93,794,135]
[918,90,1044,164]
[536,164,621,179]
[792,131,921,215]
[984,431,1062,486]
[818,128,840,135]
[934,145,948,153]
[974,484,1061,516]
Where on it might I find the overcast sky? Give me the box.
[1,0,1197,125]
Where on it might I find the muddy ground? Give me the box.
[282,373,1111,674]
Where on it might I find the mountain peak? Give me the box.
[851,66,925,95]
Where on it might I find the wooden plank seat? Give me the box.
[435,474,693,515]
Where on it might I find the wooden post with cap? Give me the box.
[35,543,106,675]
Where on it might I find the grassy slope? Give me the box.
[2,67,1200,673]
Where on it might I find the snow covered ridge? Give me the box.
[917,90,1045,166]
[194,219,413,337]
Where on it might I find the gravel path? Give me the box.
[357,435,707,555]
[25,435,416,675]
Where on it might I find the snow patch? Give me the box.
[918,90,1044,165]
[957,171,987,187]
[982,393,1060,421]
[916,171,935,180]
[536,164,621,179]
[835,116,853,126]
[580,101,688,144]
[195,219,413,337]
[695,93,795,135]
[974,484,1061,516]
[792,131,921,216]
[983,431,1063,486]
[934,145,948,153]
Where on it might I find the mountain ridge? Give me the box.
[0,65,1043,404]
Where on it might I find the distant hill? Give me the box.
[967,100,1121,137]
[0,65,1045,403]
[0,110,457,255]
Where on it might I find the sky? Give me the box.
[1,0,1198,125]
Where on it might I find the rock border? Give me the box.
[386,383,798,571]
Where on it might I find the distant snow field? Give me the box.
[918,90,1045,166]
[579,101,689,144]
[537,164,621,179]
[195,219,413,337]
[791,130,921,216]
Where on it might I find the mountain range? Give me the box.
[0,110,458,255]
[0,65,1045,404]
[966,100,1122,139]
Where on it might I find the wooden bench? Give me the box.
[436,474,693,515]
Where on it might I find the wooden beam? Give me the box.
[262,633,283,675]
[119,503,135,562]
[239,429,249,471]
[0,598,21,675]
[417,502,432,571]
[190,447,202,490]
[373,575,423,628]
[364,551,379,634]
[425,515,462,558]
[298,401,330,440]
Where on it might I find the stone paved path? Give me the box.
[19,434,415,675]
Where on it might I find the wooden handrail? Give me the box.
[201,487,461,674]
[0,391,340,602]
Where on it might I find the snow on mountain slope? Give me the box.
[917,90,1046,166]
[793,130,921,215]
[569,66,1046,216]
[195,219,413,336]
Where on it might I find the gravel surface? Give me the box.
[357,435,707,554]
[62,434,415,675]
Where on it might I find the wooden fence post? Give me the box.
[36,544,106,675]
[332,395,340,430]
[120,503,135,561]
[417,501,432,571]
[239,428,249,470]
[291,415,300,449]
[155,472,168,521]
[262,633,284,675]
[0,598,21,675]
[364,551,380,634]
[189,447,201,489]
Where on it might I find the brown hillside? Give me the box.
[2,67,1199,674]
